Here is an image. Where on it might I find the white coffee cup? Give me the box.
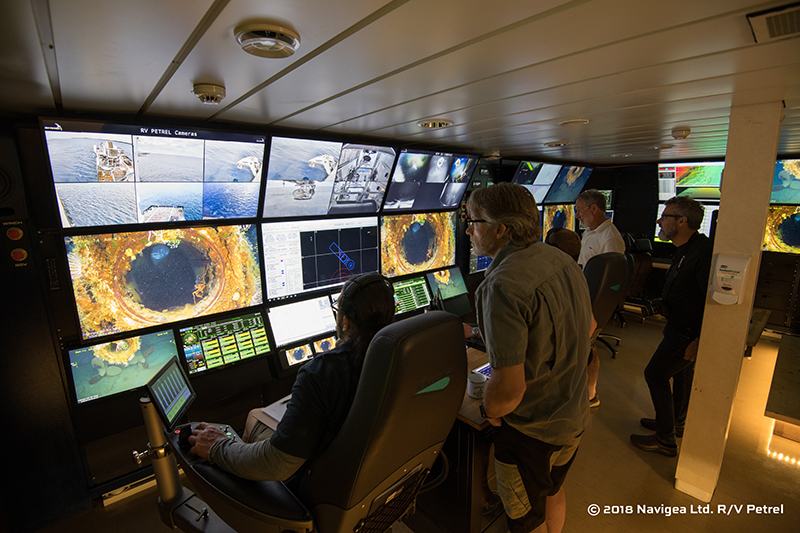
[467,373,487,399]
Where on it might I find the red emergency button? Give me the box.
[6,227,23,241]
[11,248,28,261]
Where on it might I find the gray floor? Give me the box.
[37,316,800,532]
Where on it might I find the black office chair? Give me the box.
[620,238,656,322]
[584,252,629,358]
[156,311,468,533]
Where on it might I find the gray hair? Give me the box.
[664,196,704,230]
[576,189,607,211]
[467,183,541,245]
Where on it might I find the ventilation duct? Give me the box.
[747,2,800,43]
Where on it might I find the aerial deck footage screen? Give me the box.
[380,212,456,277]
[262,137,396,218]
[65,225,263,339]
[42,119,265,227]
[68,329,177,404]
[262,217,379,301]
[179,311,271,374]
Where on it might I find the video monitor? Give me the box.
[146,357,196,430]
[267,296,337,348]
[426,267,468,300]
[41,119,265,227]
[65,224,263,340]
[261,216,379,301]
[282,344,314,368]
[262,137,397,218]
[769,159,800,204]
[392,276,432,315]
[655,203,719,243]
[542,166,593,204]
[68,329,178,404]
[179,311,271,374]
[658,162,724,201]
[380,212,457,277]
[512,161,563,204]
[468,248,493,274]
[763,205,800,253]
[382,150,478,211]
[542,205,576,237]
[313,335,337,354]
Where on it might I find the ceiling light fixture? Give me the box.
[192,83,226,105]
[653,144,675,150]
[234,23,300,58]
[543,141,570,148]
[671,126,691,140]
[558,118,590,127]
[610,153,632,158]
[416,118,453,129]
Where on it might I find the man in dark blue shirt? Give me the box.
[631,196,713,456]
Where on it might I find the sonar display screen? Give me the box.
[380,212,456,277]
[542,166,593,205]
[42,119,265,227]
[68,329,177,404]
[65,225,263,340]
[179,311,271,374]
[261,217,379,301]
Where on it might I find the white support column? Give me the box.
[674,101,783,501]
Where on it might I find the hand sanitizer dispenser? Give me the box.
[711,254,751,305]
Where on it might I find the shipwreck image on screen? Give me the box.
[543,205,576,236]
[68,329,177,404]
[65,225,263,339]
[380,212,456,277]
[764,205,800,254]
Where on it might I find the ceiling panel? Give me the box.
[0,0,797,164]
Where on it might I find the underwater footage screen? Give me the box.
[380,212,456,277]
[65,225,263,340]
[68,330,177,404]
[764,205,800,253]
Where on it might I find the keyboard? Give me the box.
[472,363,492,378]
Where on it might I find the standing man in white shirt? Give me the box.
[575,189,626,408]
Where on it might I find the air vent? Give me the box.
[747,3,800,43]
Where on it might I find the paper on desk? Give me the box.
[253,394,292,430]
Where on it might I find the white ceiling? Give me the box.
[2,0,799,165]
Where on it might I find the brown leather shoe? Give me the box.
[630,433,677,457]
[640,418,684,438]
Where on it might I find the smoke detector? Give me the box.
[235,23,300,58]
[192,83,226,105]
[671,126,691,140]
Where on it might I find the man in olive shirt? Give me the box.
[467,183,594,533]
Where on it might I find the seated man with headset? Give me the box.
[188,273,396,484]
